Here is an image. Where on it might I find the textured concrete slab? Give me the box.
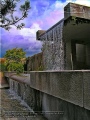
[4,70,90,110]
[83,71,90,110]
[30,71,84,107]
[64,2,90,20]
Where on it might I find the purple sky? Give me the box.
[0,0,90,58]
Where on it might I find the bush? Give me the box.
[6,62,24,74]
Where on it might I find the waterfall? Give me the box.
[9,80,34,113]
[42,20,65,70]
[9,79,14,91]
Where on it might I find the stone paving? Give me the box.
[0,89,47,120]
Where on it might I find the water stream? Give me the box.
[41,20,65,70]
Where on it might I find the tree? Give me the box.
[0,0,30,30]
[4,48,26,74]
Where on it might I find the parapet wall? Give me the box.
[30,70,90,110]
[5,70,90,110]
[5,70,90,120]
[64,2,90,20]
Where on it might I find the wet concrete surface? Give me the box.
[0,89,47,120]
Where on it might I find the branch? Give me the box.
[0,0,30,29]
[0,11,27,27]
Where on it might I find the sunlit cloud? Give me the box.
[74,0,90,6]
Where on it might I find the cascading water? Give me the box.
[9,79,14,91]
[9,80,34,113]
[42,20,65,70]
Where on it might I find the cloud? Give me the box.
[1,23,42,57]
[1,35,42,57]
[19,23,41,38]
[1,0,90,57]
[35,0,65,29]
[5,23,41,37]
[35,0,90,29]
[74,0,90,6]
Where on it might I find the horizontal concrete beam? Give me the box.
[64,2,90,20]
[4,72,30,86]
[4,72,16,77]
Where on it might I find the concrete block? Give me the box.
[64,2,90,20]
[36,30,46,40]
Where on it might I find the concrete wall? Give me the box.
[5,71,90,110]
[6,71,90,120]
[86,45,90,67]
[42,93,90,120]
[64,2,90,20]
[5,71,90,120]
[63,20,90,70]
[26,52,44,71]
[83,71,90,110]
[9,78,90,120]
[30,71,90,110]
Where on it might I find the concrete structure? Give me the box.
[36,3,90,70]
[26,52,44,71]
[3,3,90,120]
[4,70,90,120]
[64,3,90,20]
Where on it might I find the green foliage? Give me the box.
[37,65,44,71]
[0,63,6,72]
[64,16,90,26]
[4,48,26,61]
[0,0,30,30]
[4,48,26,74]
[20,0,30,11]
[6,62,24,74]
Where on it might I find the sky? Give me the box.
[0,0,90,58]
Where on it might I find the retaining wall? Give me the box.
[4,71,90,120]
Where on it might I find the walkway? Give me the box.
[0,89,47,120]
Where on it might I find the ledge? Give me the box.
[4,72,30,85]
